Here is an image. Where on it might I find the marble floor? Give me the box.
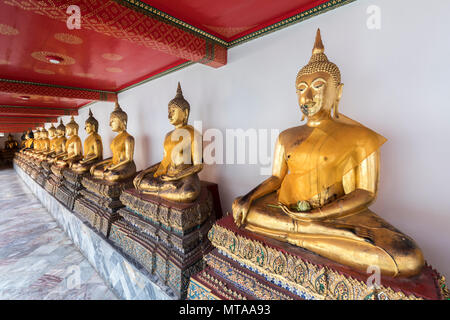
[0,168,117,300]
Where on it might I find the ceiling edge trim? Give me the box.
[228,0,357,48]
[0,78,116,95]
[115,0,228,46]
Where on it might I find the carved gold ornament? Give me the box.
[0,23,19,35]
[54,33,83,45]
[102,53,123,61]
[106,67,123,73]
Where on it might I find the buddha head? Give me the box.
[56,119,66,138]
[296,29,343,121]
[7,134,13,142]
[85,109,99,135]
[48,123,56,139]
[168,82,190,127]
[110,102,128,132]
[66,116,79,137]
[35,129,41,140]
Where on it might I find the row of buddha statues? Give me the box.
[17,29,426,280]
[20,82,203,204]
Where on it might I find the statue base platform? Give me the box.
[73,175,135,238]
[35,160,51,187]
[187,214,449,300]
[13,163,176,300]
[44,165,64,196]
[109,182,222,299]
[54,169,87,210]
[29,158,44,181]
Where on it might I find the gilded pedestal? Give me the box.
[73,175,136,237]
[54,168,88,210]
[187,214,449,300]
[110,182,222,299]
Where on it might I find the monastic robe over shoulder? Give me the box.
[277,115,387,205]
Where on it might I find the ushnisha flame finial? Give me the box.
[312,28,325,54]
[111,101,128,126]
[66,115,79,131]
[86,108,99,131]
[296,28,341,86]
[169,81,190,111]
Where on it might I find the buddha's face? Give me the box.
[56,129,65,137]
[110,115,125,132]
[168,104,187,127]
[85,122,94,134]
[42,131,48,138]
[296,71,339,119]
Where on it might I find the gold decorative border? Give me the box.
[208,224,423,300]
[117,0,357,49]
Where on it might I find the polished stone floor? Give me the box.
[0,168,117,300]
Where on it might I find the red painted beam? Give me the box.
[0,117,58,124]
[0,126,37,133]
[0,106,78,117]
[0,123,44,128]
[0,79,117,102]
[6,0,227,68]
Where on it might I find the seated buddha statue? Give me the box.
[53,116,83,168]
[37,123,57,161]
[133,83,203,202]
[89,102,136,182]
[38,128,50,154]
[19,131,33,154]
[29,129,42,157]
[72,109,103,173]
[4,134,19,150]
[46,120,67,165]
[232,29,424,278]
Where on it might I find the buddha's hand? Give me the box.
[232,196,251,227]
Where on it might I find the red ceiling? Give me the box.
[0,1,185,92]
[0,0,351,133]
[142,0,330,41]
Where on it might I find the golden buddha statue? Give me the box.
[72,109,103,173]
[89,102,136,182]
[133,83,203,202]
[19,131,33,154]
[38,128,50,153]
[31,129,42,154]
[45,120,67,164]
[53,116,83,168]
[4,134,19,150]
[38,123,57,160]
[232,29,424,278]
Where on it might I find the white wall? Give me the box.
[56,0,450,279]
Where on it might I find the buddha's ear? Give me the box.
[337,83,344,100]
[183,109,190,123]
[333,83,344,119]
